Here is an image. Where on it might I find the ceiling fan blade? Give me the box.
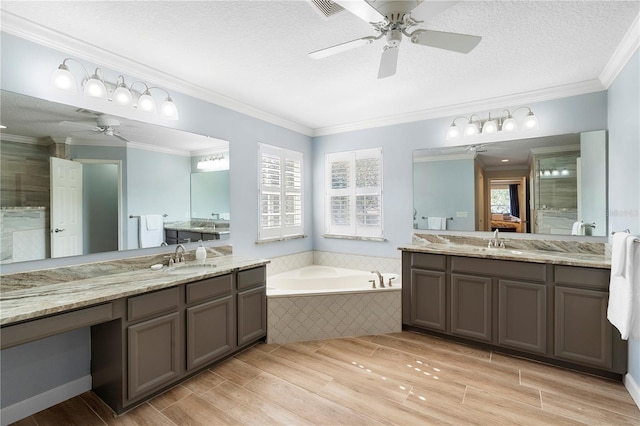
[309,36,376,59]
[114,134,132,143]
[410,1,459,21]
[411,29,481,54]
[377,46,399,79]
[334,0,386,24]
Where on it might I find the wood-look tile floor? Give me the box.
[12,331,640,425]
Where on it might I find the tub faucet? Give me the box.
[488,229,505,248]
[371,270,385,288]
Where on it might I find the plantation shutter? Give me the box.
[258,143,303,241]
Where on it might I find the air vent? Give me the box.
[307,0,345,19]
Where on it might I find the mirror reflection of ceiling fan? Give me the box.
[59,114,134,143]
[309,0,482,78]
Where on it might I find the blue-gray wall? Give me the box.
[607,50,640,403]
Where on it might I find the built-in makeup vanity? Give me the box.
[0,248,267,415]
[400,233,627,379]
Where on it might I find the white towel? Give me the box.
[570,221,584,236]
[629,240,640,341]
[139,215,164,248]
[428,217,447,230]
[607,234,637,340]
[145,214,163,231]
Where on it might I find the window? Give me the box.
[258,143,303,241]
[491,187,511,214]
[325,148,383,238]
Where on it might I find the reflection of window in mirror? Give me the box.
[490,187,510,214]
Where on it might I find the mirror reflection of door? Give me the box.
[487,176,528,233]
[50,157,82,258]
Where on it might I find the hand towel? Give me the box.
[607,233,636,339]
[628,239,640,341]
[145,214,163,231]
[139,215,164,248]
[428,217,446,230]
[571,221,584,236]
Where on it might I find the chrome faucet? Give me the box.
[371,270,385,288]
[174,244,186,263]
[488,229,505,248]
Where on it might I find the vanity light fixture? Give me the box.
[446,107,539,140]
[197,154,229,171]
[50,57,179,120]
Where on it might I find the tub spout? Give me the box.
[371,270,385,288]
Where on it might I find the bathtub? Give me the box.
[266,265,402,344]
[267,265,401,297]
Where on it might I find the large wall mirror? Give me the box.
[413,131,607,237]
[0,90,230,264]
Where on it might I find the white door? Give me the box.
[50,157,83,257]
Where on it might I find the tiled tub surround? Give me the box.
[405,232,610,268]
[266,252,403,344]
[0,245,249,326]
[0,207,47,264]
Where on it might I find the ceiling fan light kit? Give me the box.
[50,57,179,120]
[446,107,539,141]
[308,0,482,79]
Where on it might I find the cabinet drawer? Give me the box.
[410,253,446,270]
[554,266,610,290]
[237,266,266,290]
[128,287,179,322]
[451,256,547,282]
[186,274,232,305]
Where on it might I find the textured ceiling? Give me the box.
[1,1,638,133]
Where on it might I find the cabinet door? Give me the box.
[498,280,546,354]
[410,269,446,331]
[186,295,234,371]
[554,286,612,369]
[128,312,180,400]
[451,274,492,342]
[237,286,266,346]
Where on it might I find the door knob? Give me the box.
[54,228,65,233]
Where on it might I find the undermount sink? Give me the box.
[166,263,217,275]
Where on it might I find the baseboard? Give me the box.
[0,375,91,426]
[624,373,640,410]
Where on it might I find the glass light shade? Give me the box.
[51,65,77,94]
[446,124,460,140]
[561,169,569,176]
[502,116,517,132]
[523,112,539,130]
[482,119,498,134]
[113,85,133,106]
[160,97,179,120]
[551,169,560,176]
[84,76,107,99]
[137,91,157,112]
[464,121,479,137]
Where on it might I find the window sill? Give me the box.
[323,234,387,242]
[255,234,307,245]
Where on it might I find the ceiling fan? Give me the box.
[309,0,482,78]
[59,115,133,142]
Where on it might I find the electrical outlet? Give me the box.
[456,211,468,218]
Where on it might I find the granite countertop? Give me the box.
[401,232,611,269]
[0,255,268,326]
[399,243,610,269]
[163,221,229,234]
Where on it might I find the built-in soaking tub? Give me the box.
[266,265,402,344]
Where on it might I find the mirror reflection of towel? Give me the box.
[428,217,447,230]
[139,215,164,248]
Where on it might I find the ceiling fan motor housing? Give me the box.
[386,29,403,47]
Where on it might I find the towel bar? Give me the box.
[129,214,168,219]
[611,229,640,242]
[421,216,453,220]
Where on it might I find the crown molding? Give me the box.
[0,133,48,145]
[414,152,477,162]
[312,79,606,137]
[126,141,191,157]
[600,12,640,88]
[0,11,314,137]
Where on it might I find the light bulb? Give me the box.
[482,119,498,134]
[160,97,179,120]
[50,64,77,94]
[502,116,517,132]
[464,121,479,137]
[84,74,107,99]
[446,124,460,140]
[113,85,133,106]
[552,169,560,176]
[561,169,569,176]
[523,112,539,130]
[137,91,156,112]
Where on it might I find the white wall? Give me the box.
[607,49,640,407]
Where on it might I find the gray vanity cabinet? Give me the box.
[451,274,492,342]
[237,267,267,346]
[185,275,235,371]
[498,280,547,354]
[402,253,447,331]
